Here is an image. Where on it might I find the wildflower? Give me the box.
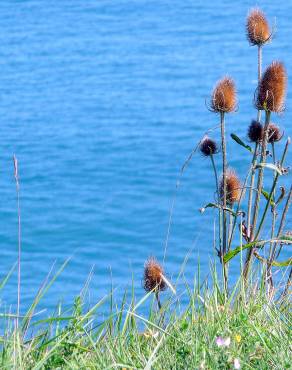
[247,120,263,143]
[199,136,219,156]
[220,169,241,205]
[234,334,242,343]
[143,329,159,339]
[267,123,283,143]
[257,61,287,113]
[246,8,270,46]
[216,336,231,347]
[211,77,237,113]
[234,358,241,369]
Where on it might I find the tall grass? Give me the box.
[0,261,290,369]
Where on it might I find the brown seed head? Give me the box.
[246,8,270,46]
[211,77,237,113]
[220,169,241,206]
[257,61,287,112]
[200,136,219,157]
[248,120,263,142]
[267,123,283,143]
[143,258,166,293]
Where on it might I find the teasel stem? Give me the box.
[247,142,259,235]
[220,111,228,291]
[275,185,292,260]
[257,46,262,121]
[210,153,222,253]
[243,109,271,279]
[228,208,233,251]
[247,140,289,283]
[155,291,162,310]
[251,110,271,237]
[220,112,227,253]
[268,142,277,259]
[255,137,290,241]
[266,142,277,291]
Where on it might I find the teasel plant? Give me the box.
[143,257,176,309]
[198,7,291,297]
[245,9,271,249]
[209,77,237,289]
[243,60,288,281]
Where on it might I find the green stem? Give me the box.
[155,291,162,310]
[254,137,290,241]
[243,110,271,280]
[210,153,222,255]
[228,207,233,252]
[257,45,262,122]
[220,111,228,291]
[267,142,277,289]
[274,185,292,260]
[247,142,259,237]
[268,142,277,259]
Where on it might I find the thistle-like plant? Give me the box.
[143,257,175,309]
[197,8,291,295]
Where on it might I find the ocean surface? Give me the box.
[0,1,291,316]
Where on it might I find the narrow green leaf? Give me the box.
[223,236,292,263]
[261,189,275,206]
[200,202,240,217]
[0,262,17,290]
[254,253,292,267]
[231,133,253,153]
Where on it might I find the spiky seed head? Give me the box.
[211,77,237,113]
[220,169,241,205]
[143,258,166,293]
[257,61,287,113]
[246,8,270,46]
[200,136,219,156]
[267,123,283,143]
[248,120,263,142]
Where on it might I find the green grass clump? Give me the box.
[0,267,290,370]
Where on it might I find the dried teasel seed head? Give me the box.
[267,123,283,143]
[199,136,219,157]
[246,8,270,46]
[257,61,287,113]
[143,258,166,293]
[211,77,237,113]
[220,169,241,206]
[248,120,263,143]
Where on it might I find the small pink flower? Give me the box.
[234,358,241,369]
[215,336,231,347]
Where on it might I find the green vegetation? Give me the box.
[0,266,290,369]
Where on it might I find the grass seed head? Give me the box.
[220,169,241,205]
[246,8,270,46]
[248,120,263,142]
[257,61,287,112]
[143,258,166,292]
[200,136,219,156]
[211,77,237,113]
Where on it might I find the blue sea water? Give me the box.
[0,0,291,315]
